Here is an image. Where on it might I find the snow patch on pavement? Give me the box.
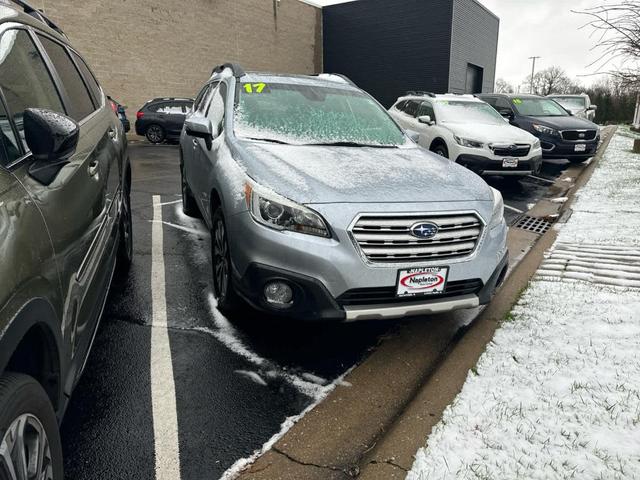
[407,133,640,480]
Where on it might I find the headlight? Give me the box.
[489,187,504,229]
[532,124,558,136]
[532,138,541,149]
[454,135,484,149]
[244,182,330,238]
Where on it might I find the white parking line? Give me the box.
[504,204,524,214]
[150,195,182,480]
[526,174,555,184]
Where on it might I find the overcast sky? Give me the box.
[308,0,617,89]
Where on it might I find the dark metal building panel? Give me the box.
[323,0,454,108]
[448,0,499,93]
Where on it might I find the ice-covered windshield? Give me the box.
[234,82,407,146]
[512,98,568,117]
[549,97,586,110]
[435,100,506,125]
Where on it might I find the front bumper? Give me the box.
[227,208,509,321]
[455,153,542,176]
[537,135,599,159]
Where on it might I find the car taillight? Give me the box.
[109,100,117,112]
[136,111,144,120]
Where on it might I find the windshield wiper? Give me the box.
[306,141,398,148]
[243,136,291,145]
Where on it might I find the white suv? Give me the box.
[389,93,543,178]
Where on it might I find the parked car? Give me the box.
[135,97,193,144]
[108,95,130,132]
[547,93,597,121]
[0,5,132,478]
[180,64,508,322]
[478,93,600,163]
[389,93,542,178]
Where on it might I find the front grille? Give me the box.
[561,130,597,141]
[350,213,483,263]
[490,144,531,157]
[337,279,483,306]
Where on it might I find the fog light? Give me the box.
[264,281,293,307]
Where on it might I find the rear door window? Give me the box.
[71,51,102,105]
[157,102,184,114]
[404,101,419,117]
[38,34,96,121]
[0,29,65,150]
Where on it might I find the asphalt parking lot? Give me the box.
[59,141,578,480]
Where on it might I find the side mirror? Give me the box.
[498,109,514,120]
[589,105,598,111]
[185,117,215,149]
[24,108,79,185]
[418,115,435,126]
[406,129,420,143]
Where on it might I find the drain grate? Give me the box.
[514,215,552,235]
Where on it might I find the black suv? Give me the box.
[0,4,132,477]
[135,97,193,144]
[478,93,600,163]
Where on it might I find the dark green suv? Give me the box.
[0,4,132,478]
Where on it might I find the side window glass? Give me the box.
[404,101,417,117]
[207,84,226,138]
[38,35,95,121]
[193,85,212,112]
[0,99,21,164]
[201,83,219,115]
[418,102,436,121]
[495,98,512,110]
[71,51,102,105]
[0,29,65,151]
[157,102,183,114]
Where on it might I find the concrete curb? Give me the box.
[235,126,618,480]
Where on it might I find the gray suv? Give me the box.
[180,64,508,322]
[0,4,131,478]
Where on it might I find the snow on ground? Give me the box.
[407,132,640,480]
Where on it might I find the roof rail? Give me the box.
[10,0,67,37]
[405,91,436,98]
[211,63,246,79]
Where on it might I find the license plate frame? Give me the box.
[502,158,519,168]
[396,267,449,298]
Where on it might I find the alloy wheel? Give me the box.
[0,414,54,480]
[147,125,163,143]
[213,219,229,300]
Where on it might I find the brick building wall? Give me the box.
[41,0,322,112]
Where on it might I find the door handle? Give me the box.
[192,139,198,148]
[88,159,99,176]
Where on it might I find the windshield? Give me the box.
[435,100,506,125]
[549,97,586,110]
[512,97,568,117]
[234,82,407,146]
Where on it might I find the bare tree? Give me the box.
[576,1,640,88]
[522,67,579,96]
[494,78,514,93]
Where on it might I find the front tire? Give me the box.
[145,124,165,144]
[0,373,64,480]
[431,143,449,159]
[211,208,239,313]
[117,180,133,273]
[181,165,199,217]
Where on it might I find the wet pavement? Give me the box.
[60,142,574,480]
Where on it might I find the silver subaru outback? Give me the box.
[180,64,508,321]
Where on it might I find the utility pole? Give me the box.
[528,56,541,94]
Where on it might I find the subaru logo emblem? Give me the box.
[509,144,517,151]
[410,222,439,239]
[579,133,585,138]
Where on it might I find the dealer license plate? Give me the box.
[502,158,519,168]
[574,144,587,152]
[397,267,449,297]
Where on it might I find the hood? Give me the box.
[235,142,493,205]
[441,122,537,144]
[523,114,597,130]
